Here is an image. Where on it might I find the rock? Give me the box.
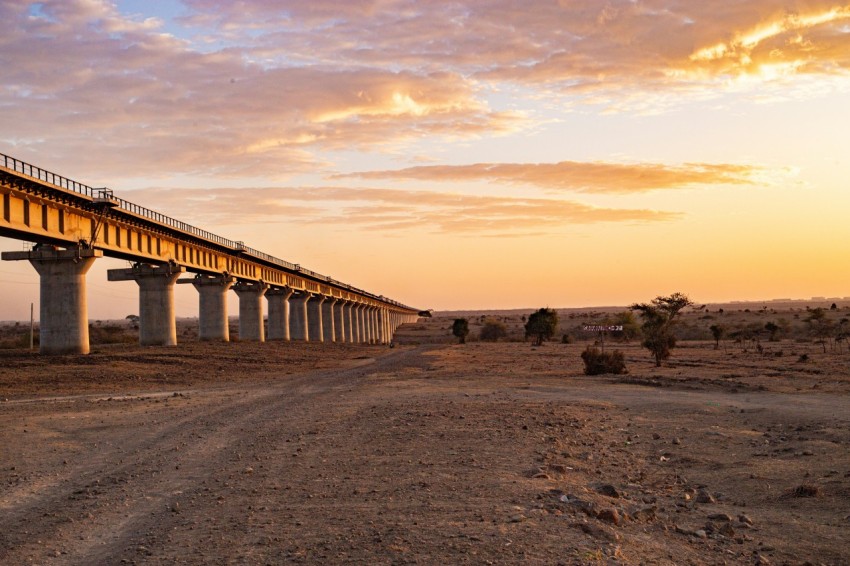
[595,484,621,498]
[532,473,551,480]
[597,508,620,525]
[572,521,620,542]
[696,489,716,504]
[738,513,754,525]
[560,495,599,518]
[652,433,661,440]
[709,513,732,522]
[693,529,707,539]
[549,464,568,474]
[672,437,682,445]
[754,554,771,565]
[630,505,657,522]
[717,522,736,537]
[508,514,525,523]
[244,466,254,474]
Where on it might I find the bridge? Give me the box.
[0,153,422,354]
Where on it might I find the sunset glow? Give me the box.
[1,0,850,318]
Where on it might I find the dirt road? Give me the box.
[1,341,848,565]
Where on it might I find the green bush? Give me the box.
[580,346,627,375]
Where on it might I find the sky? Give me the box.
[1,0,850,320]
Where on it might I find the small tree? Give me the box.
[630,292,693,366]
[709,324,725,350]
[805,308,834,352]
[764,321,780,342]
[479,319,507,342]
[451,318,469,344]
[525,308,558,346]
[610,311,641,342]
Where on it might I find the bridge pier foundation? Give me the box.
[234,281,269,342]
[183,274,235,341]
[2,246,101,355]
[307,294,325,342]
[322,297,337,343]
[108,263,185,346]
[289,293,311,340]
[337,301,350,343]
[266,287,293,341]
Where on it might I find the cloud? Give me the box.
[129,185,679,235]
[335,161,767,193]
[0,1,519,178]
[181,0,850,97]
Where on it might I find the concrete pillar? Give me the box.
[358,305,368,343]
[107,263,185,346]
[343,302,355,342]
[2,247,102,355]
[307,294,325,342]
[290,292,311,341]
[366,307,375,344]
[185,274,235,341]
[334,300,346,343]
[322,297,337,343]
[266,286,294,341]
[233,281,269,342]
[353,304,362,343]
[377,308,386,344]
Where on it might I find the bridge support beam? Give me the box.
[340,301,353,342]
[2,246,101,355]
[234,281,269,342]
[322,297,337,343]
[307,294,325,342]
[181,274,235,342]
[266,287,294,341]
[108,263,185,346]
[290,292,311,341]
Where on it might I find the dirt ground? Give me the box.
[1,316,849,565]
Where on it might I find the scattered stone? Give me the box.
[630,505,657,522]
[652,433,661,440]
[549,464,568,474]
[782,484,819,498]
[717,522,736,537]
[754,553,771,565]
[572,521,620,542]
[693,529,707,539]
[709,513,733,522]
[597,508,620,525]
[244,467,254,474]
[595,484,621,498]
[532,473,551,480]
[508,514,525,523]
[672,437,682,445]
[738,513,754,525]
[696,489,716,504]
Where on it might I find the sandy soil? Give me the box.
[1,329,849,564]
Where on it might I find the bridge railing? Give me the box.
[0,152,411,309]
[2,153,95,198]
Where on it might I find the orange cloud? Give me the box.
[336,161,765,193]
[130,185,679,235]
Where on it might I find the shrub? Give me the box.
[479,319,507,342]
[451,318,469,344]
[581,346,627,375]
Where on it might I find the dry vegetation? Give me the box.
[1,302,848,565]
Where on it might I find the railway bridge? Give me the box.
[0,153,421,354]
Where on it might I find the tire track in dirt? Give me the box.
[0,346,438,565]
